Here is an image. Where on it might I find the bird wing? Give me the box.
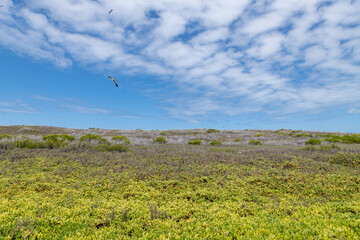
[108,76,118,87]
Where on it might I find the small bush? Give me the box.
[323,134,360,144]
[188,139,202,145]
[330,152,360,167]
[318,133,337,138]
[254,133,263,137]
[278,131,287,136]
[206,129,220,133]
[248,140,263,145]
[111,136,130,144]
[305,139,321,145]
[0,134,13,140]
[340,134,360,144]
[296,133,313,138]
[153,137,167,144]
[325,137,341,143]
[80,134,108,144]
[160,131,173,135]
[94,144,129,152]
[319,144,340,151]
[209,140,221,145]
[14,139,45,149]
[14,138,72,149]
[232,138,243,142]
[42,134,75,143]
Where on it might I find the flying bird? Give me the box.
[108,76,118,87]
[109,9,113,14]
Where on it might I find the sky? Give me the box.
[0,0,360,132]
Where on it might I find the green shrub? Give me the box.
[248,140,263,145]
[323,134,360,144]
[209,140,221,145]
[188,139,202,145]
[44,140,62,149]
[80,134,108,144]
[319,144,340,150]
[275,129,285,133]
[111,136,130,144]
[318,133,337,138]
[296,133,313,138]
[255,133,263,137]
[14,138,72,149]
[0,134,12,140]
[278,131,287,136]
[340,134,360,144]
[160,131,173,135]
[305,139,322,145]
[206,129,220,133]
[330,152,360,167]
[42,134,75,143]
[14,139,46,149]
[94,144,129,152]
[325,137,341,143]
[153,137,167,144]
[232,138,243,142]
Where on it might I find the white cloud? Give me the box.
[247,32,285,59]
[1,0,360,120]
[348,108,360,114]
[303,45,328,65]
[153,12,186,40]
[0,100,38,114]
[241,11,287,37]
[32,95,114,115]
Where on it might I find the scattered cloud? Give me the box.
[1,0,360,120]
[31,95,152,119]
[32,95,114,115]
[0,100,38,114]
[348,108,360,114]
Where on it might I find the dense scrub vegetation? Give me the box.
[206,129,220,133]
[322,134,360,144]
[111,136,131,144]
[209,140,222,145]
[188,139,202,145]
[248,140,263,145]
[153,137,167,144]
[0,127,360,238]
[305,139,322,145]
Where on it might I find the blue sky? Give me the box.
[0,0,360,132]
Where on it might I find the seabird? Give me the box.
[108,76,118,87]
[109,9,113,14]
